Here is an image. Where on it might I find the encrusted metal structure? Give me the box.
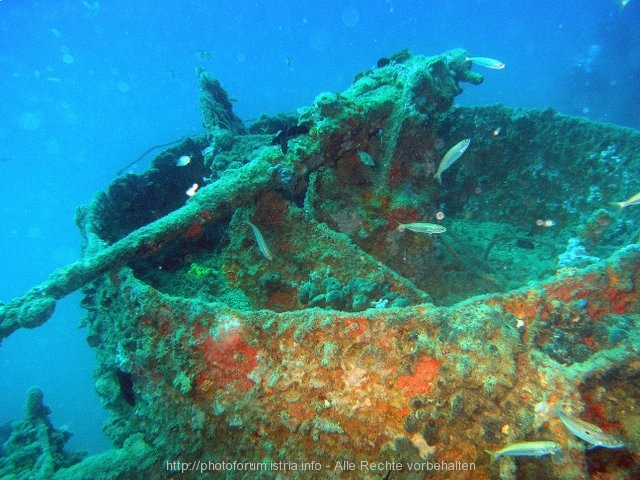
[2,49,639,479]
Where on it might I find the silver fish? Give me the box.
[486,441,561,464]
[434,138,471,185]
[397,222,446,234]
[357,150,375,166]
[608,191,640,208]
[558,410,625,449]
[176,155,191,167]
[244,221,273,261]
[468,56,506,70]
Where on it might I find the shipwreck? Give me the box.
[1,49,639,479]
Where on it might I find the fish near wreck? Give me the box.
[433,138,471,185]
[558,409,625,449]
[467,56,506,70]
[396,222,446,234]
[244,220,274,261]
[608,191,640,209]
[175,155,191,167]
[485,441,562,464]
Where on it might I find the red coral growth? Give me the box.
[183,221,203,239]
[343,316,368,339]
[583,284,635,320]
[182,210,214,240]
[394,356,439,397]
[496,292,543,321]
[195,325,258,393]
[256,191,289,223]
[608,288,634,314]
[548,283,574,303]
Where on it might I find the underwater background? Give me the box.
[1,0,639,464]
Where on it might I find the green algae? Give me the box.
[186,262,215,279]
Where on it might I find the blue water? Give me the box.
[0,0,638,454]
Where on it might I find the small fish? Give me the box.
[176,155,191,167]
[245,221,273,261]
[608,191,640,208]
[558,410,625,449]
[468,56,506,70]
[185,183,199,197]
[396,222,446,234]
[358,150,375,166]
[434,138,471,185]
[485,441,562,464]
